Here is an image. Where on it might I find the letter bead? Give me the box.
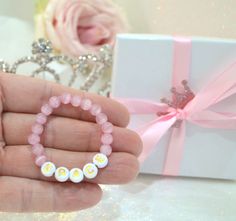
[83,163,98,179]
[55,167,70,182]
[93,153,108,168]
[70,168,84,183]
[41,162,56,177]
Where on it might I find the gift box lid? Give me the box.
[111,34,236,180]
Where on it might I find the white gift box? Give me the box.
[111,34,236,180]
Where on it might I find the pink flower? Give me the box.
[35,0,128,56]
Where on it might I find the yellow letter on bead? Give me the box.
[93,153,108,168]
[95,155,105,163]
[83,163,98,179]
[73,170,80,177]
[59,168,66,176]
[86,165,94,174]
[43,163,52,173]
[41,162,56,177]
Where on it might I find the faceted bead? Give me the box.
[71,95,81,107]
[90,104,101,116]
[36,113,47,125]
[32,143,44,156]
[35,155,47,167]
[49,96,61,108]
[81,98,92,110]
[101,133,113,145]
[28,133,40,145]
[96,113,108,125]
[60,93,72,104]
[101,122,113,133]
[41,104,53,116]
[100,144,112,156]
[32,123,44,135]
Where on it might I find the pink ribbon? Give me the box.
[115,37,236,176]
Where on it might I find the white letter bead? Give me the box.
[83,163,98,179]
[93,153,108,168]
[70,168,84,183]
[55,167,70,182]
[41,162,56,177]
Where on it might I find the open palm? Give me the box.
[0,72,142,212]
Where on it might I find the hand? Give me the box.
[0,73,142,212]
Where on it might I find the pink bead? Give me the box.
[36,113,47,125]
[60,93,72,104]
[101,133,113,145]
[90,104,102,116]
[35,155,47,167]
[41,104,53,116]
[101,122,113,133]
[81,98,92,110]
[32,143,44,156]
[71,95,81,107]
[28,133,40,145]
[32,124,44,135]
[100,144,112,156]
[96,113,108,125]
[49,96,61,108]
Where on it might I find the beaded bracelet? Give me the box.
[28,93,113,183]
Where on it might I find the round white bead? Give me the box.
[69,168,84,183]
[83,163,98,179]
[93,153,108,168]
[41,162,56,177]
[55,167,69,182]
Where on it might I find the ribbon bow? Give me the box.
[116,37,236,175]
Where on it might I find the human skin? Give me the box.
[0,72,142,212]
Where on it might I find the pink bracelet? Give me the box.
[28,93,113,183]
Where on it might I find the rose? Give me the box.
[35,0,129,56]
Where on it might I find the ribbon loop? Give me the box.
[115,36,236,176]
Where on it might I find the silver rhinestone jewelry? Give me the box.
[0,38,112,95]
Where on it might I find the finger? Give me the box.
[1,145,140,184]
[3,113,142,156]
[0,176,102,212]
[0,72,129,127]
[0,82,6,153]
